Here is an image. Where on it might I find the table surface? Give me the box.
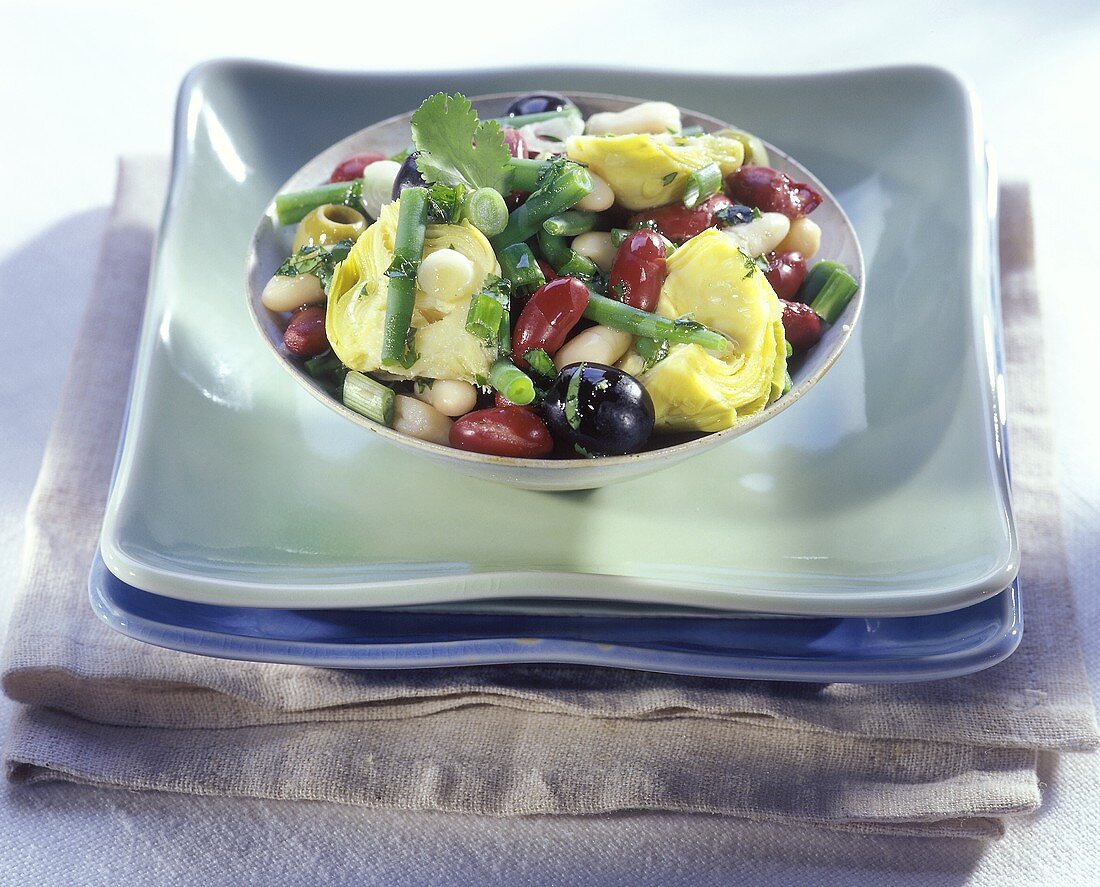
[2,2,1098,884]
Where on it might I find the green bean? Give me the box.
[543,210,597,237]
[537,228,598,279]
[491,162,594,251]
[498,243,545,294]
[582,291,728,352]
[380,187,428,367]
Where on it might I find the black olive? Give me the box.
[505,92,571,118]
[391,152,426,201]
[543,363,655,458]
[715,203,756,226]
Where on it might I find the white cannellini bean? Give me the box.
[261,273,325,312]
[777,217,822,259]
[417,249,476,299]
[554,326,633,370]
[585,102,682,136]
[615,350,647,377]
[361,159,401,219]
[723,212,791,257]
[519,113,585,155]
[575,172,615,212]
[413,379,478,417]
[571,232,617,273]
[392,395,452,446]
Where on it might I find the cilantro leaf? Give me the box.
[410,93,511,193]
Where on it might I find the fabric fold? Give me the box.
[1,160,1095,839]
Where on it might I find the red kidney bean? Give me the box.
[627,194,732,244]
[764,251,807,301]
[724,166,822,219]
[781,300,823,351]
[449,406,554,458]
[501,128,528,159]
[608,230,667,312]
[283,306,329,357]
[328,152,387,183]
[511,277,590,368]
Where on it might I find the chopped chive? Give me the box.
[342,371,395,425]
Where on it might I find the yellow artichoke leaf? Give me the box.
[325,200,498,382]
[639,228,787,432]
[565,134,744,211]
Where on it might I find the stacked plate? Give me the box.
[93,62,1020,682]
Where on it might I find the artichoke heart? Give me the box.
[565,133,744,211]
[639,229,787,432]
[325,200,499,382]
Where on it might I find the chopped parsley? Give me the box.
[612,280,630,303]
[738,247,769,280]
[564,365,585,430]
[661,172,678,186]
[635,337,670,371]
[523,348,556,380]
[424,182,468,223]
[276,239,355,291]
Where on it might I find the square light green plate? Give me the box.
[100,62,1017,616]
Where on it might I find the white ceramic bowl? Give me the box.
[247,91,864,491]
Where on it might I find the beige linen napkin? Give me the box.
[2,158,1096,839]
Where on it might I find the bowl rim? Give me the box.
[245,89,866,472]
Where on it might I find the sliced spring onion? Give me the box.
[678,124,705,137]
[462,187,509,237]
[801,261,859,324]
[465,294,505,347]
[342,371,395,425]
[489,358,536,405]
[682,162,722,209]
[498,243,546,294]
[543,210,597,237]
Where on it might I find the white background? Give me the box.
[2,1,1099,883]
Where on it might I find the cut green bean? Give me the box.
[507,157,548,192]
[491,162,594,251]
[801,261,859,324]
[275,181,361,226]
[342,371,395,425]
[489,358,536,405]
[498,243,545,294]
[538,228,598,279]
[583,290,728,352]
[682,162,722,209]
[543,210,597,237]
[462,187,509,236]
[381,187,428,367]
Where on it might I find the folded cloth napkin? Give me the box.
[2,159,1096,839]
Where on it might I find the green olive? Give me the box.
[292,204,368,252]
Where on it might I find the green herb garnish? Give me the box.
[410,93,512,193]
[524,348,556,380]
[564,365,585,430]
[276,240,354,291]
[662,172,678,186]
